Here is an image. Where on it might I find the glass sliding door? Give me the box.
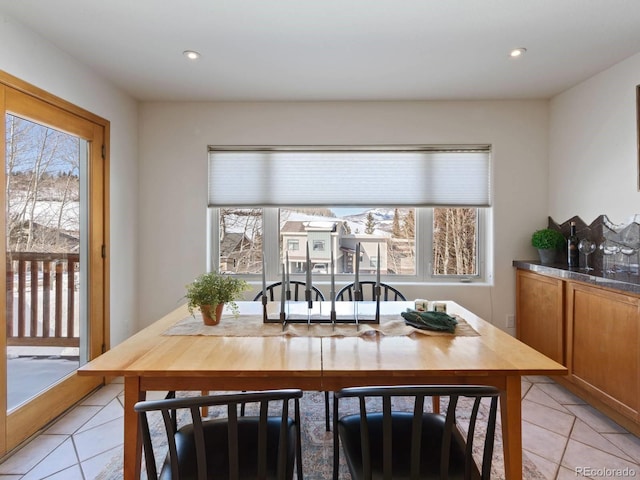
[1,78,108,453]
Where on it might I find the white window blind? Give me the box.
[208,146,491,207]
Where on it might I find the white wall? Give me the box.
[549,52,640,226]
[2,7,638,349]
[0,15,140,345]
[139,100,549,333]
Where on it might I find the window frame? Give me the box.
[208,207,487,284]
[312,240,325,251]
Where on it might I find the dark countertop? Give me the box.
[513,260,640,296]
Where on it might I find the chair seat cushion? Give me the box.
[159,416,296,480]
[338,411,476,480]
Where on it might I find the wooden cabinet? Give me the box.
[516,266,640,429]
[567,282,640,421]
[516,269,565,364]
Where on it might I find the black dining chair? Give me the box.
[332,385,499,480]
[253,280,325,302]
[335,281,407,301]
[323,282,407,433]
[135,388,304,480]
[249,282,325,420]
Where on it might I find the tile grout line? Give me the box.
[557,415,577,476]
[18,433,73,480]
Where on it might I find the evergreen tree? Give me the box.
[365,212,376,234]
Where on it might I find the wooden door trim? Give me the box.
[0,72,110,453]
[0,84,7,455]
[0,70,108,127]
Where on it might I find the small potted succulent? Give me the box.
[531,228,565,265]
[185,271,250,325]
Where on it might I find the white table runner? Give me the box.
[163,313,479,338]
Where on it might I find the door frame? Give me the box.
[0,70,110,454]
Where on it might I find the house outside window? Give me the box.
[211,206,483,281]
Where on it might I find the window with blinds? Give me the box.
[207,145,490,282]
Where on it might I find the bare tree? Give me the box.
[5,115,80,254]
[433,208,476,275]
[403,209,415,238]
[387,208,416,275]
[392,209,402,238]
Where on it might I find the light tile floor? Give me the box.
[1,376,640,479]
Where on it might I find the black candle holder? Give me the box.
[262,293,381,327]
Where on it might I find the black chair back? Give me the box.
[333,385,499,480]
[254,280,325,301]
[135,389,303,480]
[335,281,406,301]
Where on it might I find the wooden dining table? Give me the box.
[78,300,567,480]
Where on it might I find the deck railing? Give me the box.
[6,252,79,348]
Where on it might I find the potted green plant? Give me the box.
[531,228,565,264]
[185,272,250,325]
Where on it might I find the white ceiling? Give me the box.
[1,0,640,102]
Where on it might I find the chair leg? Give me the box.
[240,390,247,416]
[324,391,331,431]
[201,390,208,417]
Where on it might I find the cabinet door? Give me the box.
[516,270,564,364]
[567,282,639,420]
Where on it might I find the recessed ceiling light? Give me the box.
[509,48,527,58]
[183,50,201,60]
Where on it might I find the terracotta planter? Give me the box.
[200,303,224,326]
